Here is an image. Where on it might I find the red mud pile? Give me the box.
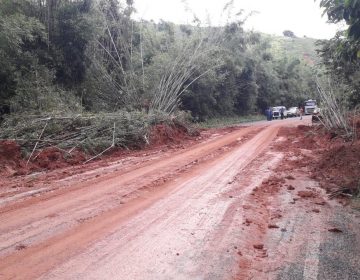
[0,140,87,176]
[33,148,86,170]
[0,141,26,176]
[277,124,360,196]
[149,123,193,146]
[313,143,360,192]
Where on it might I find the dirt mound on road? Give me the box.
[32,148,86,170]
[149,123,195,146]
[314,140,360,193]
[276,125,360,196]
[0,141,87,177]
[0,140,22,161]
[0,141,27,176]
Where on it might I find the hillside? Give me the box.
[269,35,319,66]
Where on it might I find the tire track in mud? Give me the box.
[0,125,281,279]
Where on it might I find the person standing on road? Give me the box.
[299,107,304,120]
[280,107,284,120]
[265,107,272,121]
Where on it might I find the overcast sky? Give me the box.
[133,0,343,39]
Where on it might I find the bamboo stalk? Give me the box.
[83,122,116,164]
[26,121,49,165]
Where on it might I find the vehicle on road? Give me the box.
[287,107,299,117]
[272,106,287,119]
[304,99,317,115]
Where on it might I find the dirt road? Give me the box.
[0,117,359,280]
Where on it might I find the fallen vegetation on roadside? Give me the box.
[0,111,197,175]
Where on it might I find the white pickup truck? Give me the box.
[272,106,287,119]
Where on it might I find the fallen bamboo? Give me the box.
[83,122,116,164]
[26,121,49,166]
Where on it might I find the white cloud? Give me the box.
[133,0,342,39]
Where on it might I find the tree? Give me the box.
[317,0,360,106]
[51,0,95,87]
[319,0,360,40]
[0,0,47,115]
[283,30,296,38]
[0,0,322,122]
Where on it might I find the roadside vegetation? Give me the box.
[0,0,359,159]
[0,0,318,155]
[197,115,264,129]
[316,0,360,140]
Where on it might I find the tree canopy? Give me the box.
[0,0,320,121]
[317,0,360,106]
[320,0,360,39]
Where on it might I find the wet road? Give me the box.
[0,117,359,280]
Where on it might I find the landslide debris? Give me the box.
[0,112,197,175]
[275,123,360,199]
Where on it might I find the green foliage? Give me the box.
[320,0,360,39]
[0,0,320,126]
[51,0,96,86]
[0,0,95,116]
[180,31,318,120]
[317,0,360,106]
[198,115,264,129]
[0,2,47,115]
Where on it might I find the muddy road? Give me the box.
[0,117,359,280]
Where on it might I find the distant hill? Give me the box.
[265,35,319,66]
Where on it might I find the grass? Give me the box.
[197,115,265,129]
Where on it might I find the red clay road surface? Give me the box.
[1,117,359,280]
